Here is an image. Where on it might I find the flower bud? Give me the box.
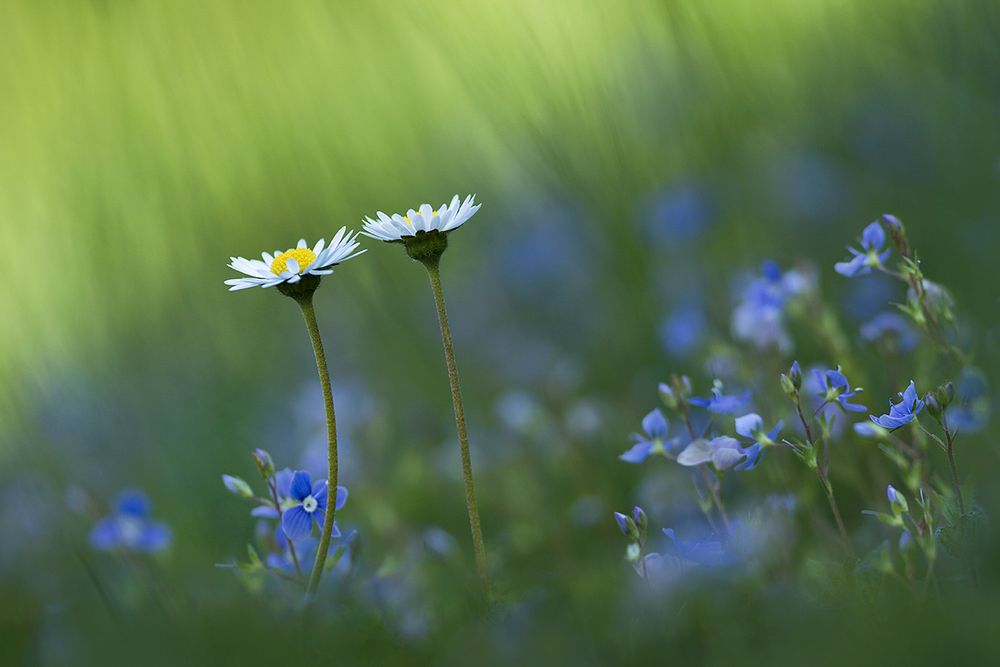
[789,361,802,389]
[632,506,648,534]
[924,393,942,418]
[898,530,913,552]
[780,374,796,397]
[882,213,910,256]
[614,512,638,539]
[222,474,254,499]
[935,382,954,409]
[252,448,275,481]
[658,383,678,410]
[887,484,909,514]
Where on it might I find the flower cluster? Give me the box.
[615,212,982,596]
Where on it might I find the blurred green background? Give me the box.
[2,0,999,663]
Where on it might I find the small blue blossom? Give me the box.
[676,436,759,471]
[835,221,891,277]
[90,490,172,554]
[689,385,751,415]
[860,312,919,353]
[731,261,793,352]
[660,303,707,358]
[949,368,990,434]
[734,413,782,470]
[280,471,349,541]
[814,367,866,413]
[620,409,672,463]
[870,380,924,430]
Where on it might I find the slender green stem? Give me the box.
[268,478,303,580]
[423,259,492,596]
[794,393,854,558]
[296,296,340,597]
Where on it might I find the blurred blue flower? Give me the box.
[690,386,751,414]
[871,380,924,430]
[842,272,898,320]
[620,409,671,463]
[835,221,891,277]
[662,528,734,568]
[949,368,990,433]
[852,421,886,438]
[281,471,348,541]
[814,367,866,413]
[860,311,919,353]
[90,490,171,554]
[770,151,849,224]
[731,261,794,352]
[660,303,707,358]
[645,182,716,246]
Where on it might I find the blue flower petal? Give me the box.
[90,518,121,551]
[282,505,313,541]
[735,413,763,439]
[312,480,329,506]
[835,253,867,277]
[275,469,294,498]
[289,471,313,502]
[642,409,669,439]
[250,506,279,519]
[116,490,150,518]
[861,221,886,250]
[135,521,172,553]
[619,441,654,463]
[335,486,349,511]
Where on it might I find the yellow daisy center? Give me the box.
[271,247,317,275]
[404,209,439,224]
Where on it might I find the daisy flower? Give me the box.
[361,194,481,242]
[224,228,365,292]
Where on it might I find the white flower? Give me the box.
[361,194,481,242]
[224,228,365,291]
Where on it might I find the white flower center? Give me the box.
[302,495,318,513]
[118,516,143,545]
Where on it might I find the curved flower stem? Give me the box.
[794,394,854,558]
[268,479,303,580]
[422,259,492,597]
[296,295,340,597]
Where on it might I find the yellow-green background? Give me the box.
[2,0,999,663]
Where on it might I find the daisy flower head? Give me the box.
[225,228,365,298]
[362,195,481,263]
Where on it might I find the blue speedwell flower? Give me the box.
[281,471,349,541]
[676,436,760,471]
[734,413,782,469]
[90,490,171,553]
[871,380,924,430]
[689,386,751,415]
[835,221,891,277]
[620,409,674,463]
[814,367,866,413]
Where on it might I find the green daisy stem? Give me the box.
[423,258,492,597]
[295,294,340,597]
